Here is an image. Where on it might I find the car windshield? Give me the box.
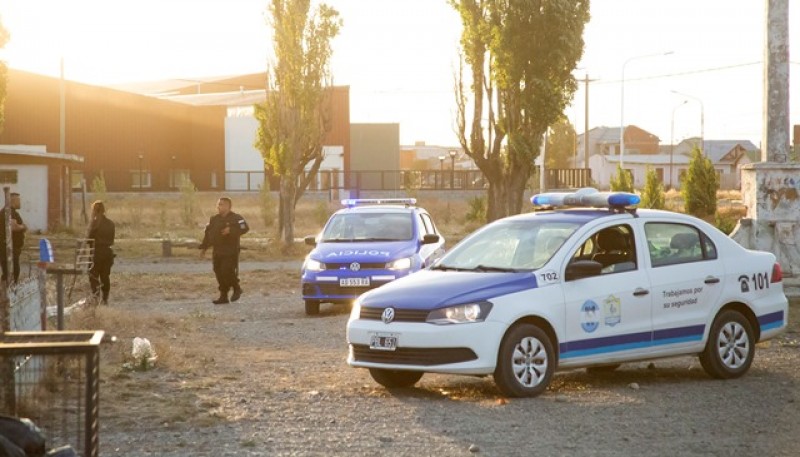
[321,211,414,242]
[433,219,580,271]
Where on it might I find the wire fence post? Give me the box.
[1,186,15,412]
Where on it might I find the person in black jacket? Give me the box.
[87,200,115,304]
[199,197,249,304]
[1,192,27,285]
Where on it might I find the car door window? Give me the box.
[420,213,436,235]
[645,223,716,267]
[570,224,637,276]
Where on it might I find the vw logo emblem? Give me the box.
[381,307,395,324]
[350,262,361,271]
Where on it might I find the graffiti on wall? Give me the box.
[757,175,800,211]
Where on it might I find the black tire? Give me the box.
[369,368,424,388]
[304,300,320,316]
[493,323,555,398]
[699,310,755,379]
[586,364,622,374]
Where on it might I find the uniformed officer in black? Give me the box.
[199,197,249,304]
[1,192,27,285]
[87,200,116,304]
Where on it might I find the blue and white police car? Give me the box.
[346,188,788,397]
[302,198,445,315]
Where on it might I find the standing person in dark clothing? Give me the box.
[1,192,27,285]
[87,200,116,304]
[199,197,249,304]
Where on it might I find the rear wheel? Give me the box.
[304,300,320,316]
[699,310,755,379]
[369,368,424,388]
[493,323,555,398]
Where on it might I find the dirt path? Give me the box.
[89,265,800,457]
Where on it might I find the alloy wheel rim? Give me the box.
[511,336,548,388]
[716,321,749,370]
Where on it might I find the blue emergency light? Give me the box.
[341,198,417,208]
[531,188,640,209]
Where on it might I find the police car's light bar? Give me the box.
[341,198,417,207]
[531,188,640,208]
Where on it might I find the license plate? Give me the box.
[369,333,398,351]
[340,277,370,287]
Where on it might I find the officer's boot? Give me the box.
[231,285,242,302]
[213,290,229,305]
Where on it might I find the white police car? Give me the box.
[346,188,788,397]
[302,198,445,315]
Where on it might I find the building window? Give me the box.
[655,168,664,183]
[170,169,191,189]
[0,170,18,184]
[71,170,85,190]
[131,170,152,189]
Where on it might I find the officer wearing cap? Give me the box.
[199,197,249,304]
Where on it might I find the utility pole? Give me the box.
[763,0,790,163]
[583,74,591,171]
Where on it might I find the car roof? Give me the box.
[335,205,419,215]
[503,208,626,225]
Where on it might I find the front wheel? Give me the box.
[369,368,424,388]
[304,300,320,316]
[493,323,555,398]
[699,310,755,379]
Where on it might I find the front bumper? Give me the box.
[346,318,506,375]
[302,269,410,303]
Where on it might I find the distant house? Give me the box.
[0,145,83,230]
[574,125,661,168]
[674,139,757,189]
[588,153,690,190]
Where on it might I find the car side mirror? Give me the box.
[565,260,603,281]
[422,234,440,245]
[304,235,317,247]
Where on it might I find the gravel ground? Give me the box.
[95,262,800,457]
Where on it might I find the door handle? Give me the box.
[704,277,720,284]
[633,288,649,297]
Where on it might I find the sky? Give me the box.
[1,0,799,149]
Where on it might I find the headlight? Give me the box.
[426,302,493,325]
[386,257,412,270]
[303,258,325,272]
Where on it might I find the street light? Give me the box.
[671,90,704,156]
[138,154,144,192]
[438,155,445,189]
[449,150,457,189]
[620,51,674,168]
[670,100,688,190]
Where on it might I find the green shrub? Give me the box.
[609,164,633,192]
[180,179,198,227]
[640,166,665,209]
[313,201,331,227]
[682,147,718,219]
[90,172,108,202]
[465,196,486,223]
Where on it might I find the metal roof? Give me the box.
[0,147,83,163]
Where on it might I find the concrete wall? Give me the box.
[350,124,400,190]
[732,163,800,278]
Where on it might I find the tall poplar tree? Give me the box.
[451,0,590,220]
[255,0,341,247]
